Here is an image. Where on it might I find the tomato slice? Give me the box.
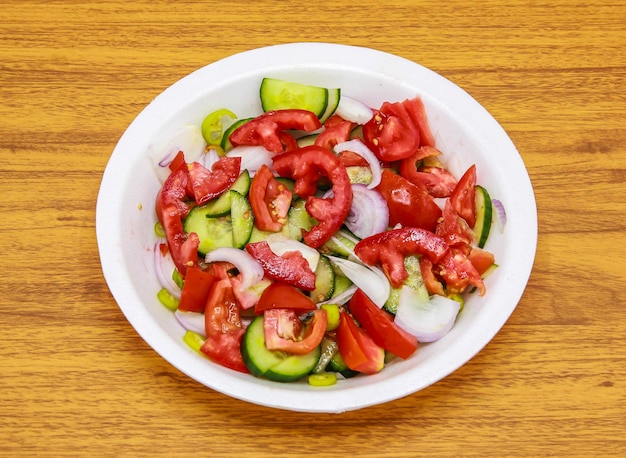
[177,266,217,313]
[354,227,450,288]
[347,289,418,359]
[159,204,199,276]
[435,249,486,296]
[376,169,442,232]
[403,96,435,147]
[272,145,352,248]
[200,279,248,373]
[249,164,293,232]
[450,164,477,228]
[468,246,495,276]
[336,310,385,374]
[435,199,474,250]
[187,156,241,206]
[399,147,457,198]
[419,257,446,296]
[314,119,353,151]
[245,240,316,291]
[362,108,420,162]
[263,309,327,355]
[156,161,193,222]
[228,109,322,153]
[254,282,317,314]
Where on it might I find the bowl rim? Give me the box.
[96,42,537,413]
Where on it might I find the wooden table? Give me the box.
[2,1,625,456]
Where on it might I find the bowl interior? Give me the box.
[96,43,537,413]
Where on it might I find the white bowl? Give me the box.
[96,42,537,413]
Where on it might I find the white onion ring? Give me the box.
[327,255,390,308]
[492,198,507,232]
[226,145,274,176]
[153,240,181,299]
[335,95,374,124]
[394,287,460,342]
[345,184,389,239]
[174,310,206,337]
[205,247,264,291]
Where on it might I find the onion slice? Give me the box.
[153,240,181,299]
[394,287,461,342]
[319,284,358,306]
[174,310,206,337]
[345,184,389,239]
[226,145,274,176]
[327,256,390,308]
[265,233,321,273]
[334,139,382,188]
[492,198,507,232]
[205,247,264,291]
[335,95,374,124]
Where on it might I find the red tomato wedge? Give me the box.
[200,279,248,373]
[336,310,385,375]
[187,156,241,206]
[376,170,442,232]
[254,282,317,314]
[228,109,322,153]
[177,266,217,313]
[272,145,352,248]
[245,240,316,291]
[249,164,293,232]
[450,164,477,228]
[348,289,418,359]
[263,309,327,355]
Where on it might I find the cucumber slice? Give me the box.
[287,199,315,241]
[309,255,335,303]
[296,133,318,147]
[331,273,353,299]
[327,351,359,379]
[220,118,252,152]
[321,229,359,257]
[195,170,251,217]
[473,185,493,248]
[260,78,328,118]
[319,87,340,123]
[247,223,291,244]
[384,255,428,314]
[230,191,254,249]
[241,315,321,383]
[183,208,233,256]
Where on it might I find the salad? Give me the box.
[152,78,501,386]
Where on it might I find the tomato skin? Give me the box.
[177,266,217,313]
[229,109,322,153]
[254,282,317,314]
[272,145,352,248]
[336,310,385,374]
[156,162,193,222]
[249,164,293,232]
[200,279,248,373]
[450,165,477,228]
[376,170,442,232]
[348,289,418,359]
[263,309,327,355]
[354,227,450,288]
[245,240,316,291]
[399,147,457,198]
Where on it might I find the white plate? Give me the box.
[96,42,537,413]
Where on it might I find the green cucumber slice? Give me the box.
[183,208,233,256]
[260,78,328,118]
[287,199,315,241]
[230,191,254,249]
[309,255,335,303]
[384,255,428,314]
[318,87,340,123]
[220,118,252,152]
[241,315,321,383]
[474,185,493,248]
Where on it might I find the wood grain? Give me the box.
[1,0,625,456]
